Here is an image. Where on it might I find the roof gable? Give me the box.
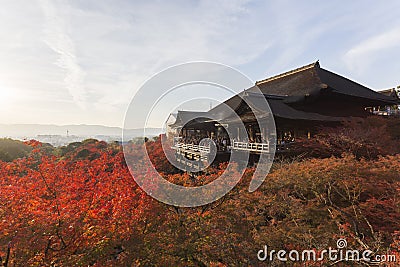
[255,61,322,97]
[254,61,399,105]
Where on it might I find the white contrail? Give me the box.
[38,0,86,109]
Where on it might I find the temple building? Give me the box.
[373,87,400,116]
[168,61,400,168]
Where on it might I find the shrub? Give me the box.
[291,117,400,159]
[0,138,32,162]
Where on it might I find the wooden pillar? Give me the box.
[262,127,267,143]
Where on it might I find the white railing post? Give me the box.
[230,141,270,153]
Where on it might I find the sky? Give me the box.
[0,0,400,128]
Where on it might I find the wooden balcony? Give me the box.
[231,141,270,153]
[174,143,211,153]
[173,142,211,161]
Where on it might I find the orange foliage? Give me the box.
[0,141,149,266]
[0,137,399,266]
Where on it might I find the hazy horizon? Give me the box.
[0,122,162,129]
[0,124,163,145]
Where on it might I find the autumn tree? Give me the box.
[292,117,400,159]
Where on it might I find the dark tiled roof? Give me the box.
[316,67,399,104]
[254,61,399,105]
[208,92,244,120]
[169,110,209,127]
[246,93,344,122]
[254,62,322,97]
[378,88,399,99]
[215,92,344,122]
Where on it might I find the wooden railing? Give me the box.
[231,141,270,153]
[174,143,211,154]
[173,142,211,162]
[372,110,400,116]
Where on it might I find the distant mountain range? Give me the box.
[0,124,162,139]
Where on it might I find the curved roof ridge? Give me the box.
[255,61,319,85]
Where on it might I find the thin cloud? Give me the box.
[38,0,87,109]
[63,0,272,112]
[344,28,400,73]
